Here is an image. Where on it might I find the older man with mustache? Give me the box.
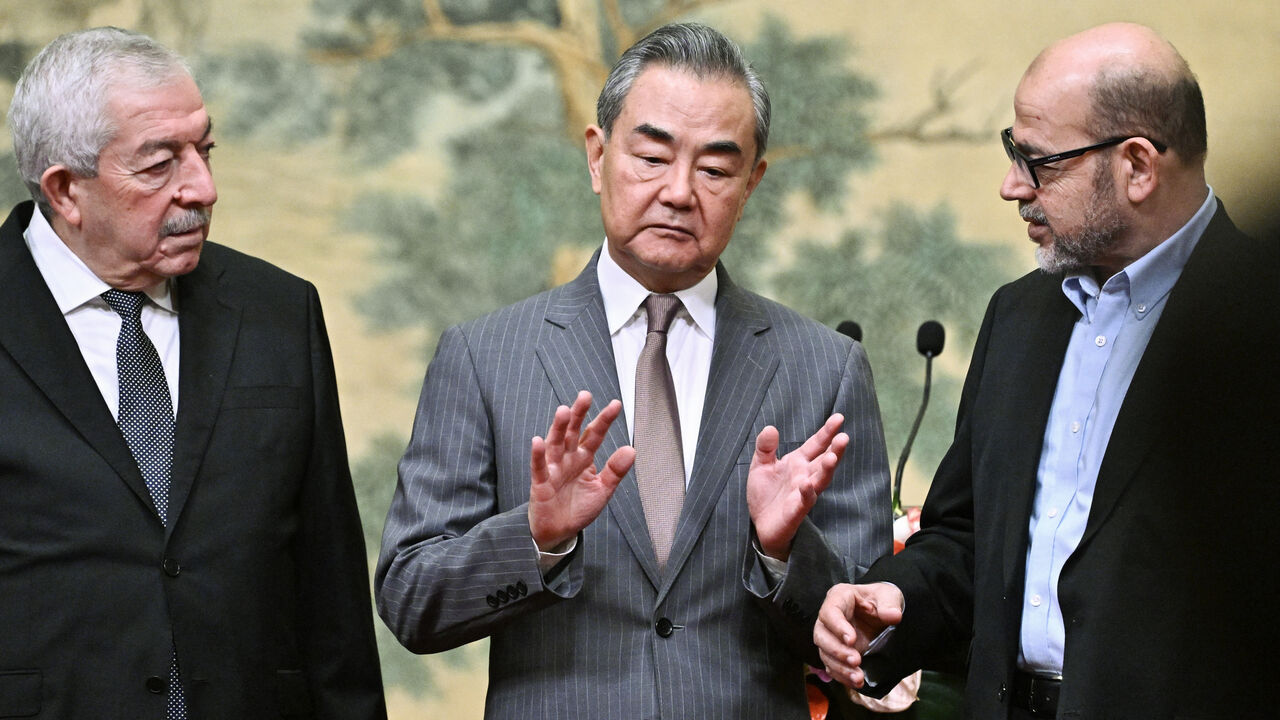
[0,27,386,718]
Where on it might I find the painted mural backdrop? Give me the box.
[2,1,1276,716]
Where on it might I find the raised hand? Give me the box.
[746,413,849,560]
[814,582,905,688]
[529,390,635,551]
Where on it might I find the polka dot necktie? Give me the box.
[101,289,187,719]
[633,293,686,570]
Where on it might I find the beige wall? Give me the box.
[1,1,1275,715]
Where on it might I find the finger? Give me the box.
[544,404,571,464]
[854,583,906,627]
[580,399,622,452]
[797,413,844,460]
[820,584,867,641]
[753,425,780,465]
[816,643,863,686]
[564,391,592,452]
[598,445,636,490]
[807,449,842,494]
[828,431,850,462]
[816,648,860,687]
[529,436,550,497]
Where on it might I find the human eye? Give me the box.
[198,141,216,161]
[141,156,174,176]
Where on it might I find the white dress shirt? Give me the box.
[23,207,180,417]
[596,242,717,483]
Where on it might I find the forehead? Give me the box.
[1011,61,1095,151]
[617,65,756,151]
[103,73,209,150]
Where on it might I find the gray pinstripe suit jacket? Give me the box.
[376,253,891,719]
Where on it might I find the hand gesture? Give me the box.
[746,414,849,560]
[529,390,635,551]
[814,582,905,688]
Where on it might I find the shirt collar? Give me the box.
[1061,186,1216,321]
[23,206,176,315]
[596,240,717,339]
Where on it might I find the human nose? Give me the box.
[999,163,1034,202]
[657,164,694,209]
[176,148,217,207]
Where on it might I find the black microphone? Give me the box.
[893,321,946,515]
[836,320,863,343]
[916,320,944,358]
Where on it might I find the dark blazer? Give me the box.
[0,202,386,718]
[377,253,891,719]
[860,203,1280,719]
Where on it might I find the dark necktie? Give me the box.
[633,294,686,569]
[101,289,187,719]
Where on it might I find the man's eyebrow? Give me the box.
[633,123,674,143]
[632,123,743,156]
[703,139,743,155]
[136,118,215,156]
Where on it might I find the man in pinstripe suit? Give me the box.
[377,23,891,719]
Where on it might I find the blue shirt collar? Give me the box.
[1062,186,1216,321]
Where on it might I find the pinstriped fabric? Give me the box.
[376,254,891,719]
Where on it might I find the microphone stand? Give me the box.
[892,353,933,517]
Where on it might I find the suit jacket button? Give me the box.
[496,589,509,604]
[997,684,1007,702]
[486,594,499,608]
[146,676,167,694]
[515,580,528,596]
[162,558,181,577]
[655,618,674,638]
[505,584,519,599]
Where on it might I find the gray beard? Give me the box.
[1026,163,1127,275]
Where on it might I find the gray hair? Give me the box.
[596,22,771,162]
[7,27,191,212]
[1088,53,1207,162]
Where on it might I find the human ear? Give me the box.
[39,165,84,227]
[584,125,607,195]
[1120,138,1161,204]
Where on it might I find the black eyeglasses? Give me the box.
[1001,127,1166,189]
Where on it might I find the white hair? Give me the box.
[7,27,190,212]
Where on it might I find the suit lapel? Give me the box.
[659,268,777,599]
[535,255,662,583]
[0,203,158,515]
[167,251,241,534]
[1077,203,1237,551]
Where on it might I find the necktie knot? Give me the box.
[102,289,146,321]
[644,293,682,335]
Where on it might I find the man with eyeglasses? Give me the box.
[814,22,1279,719]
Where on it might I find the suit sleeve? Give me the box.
[295,285,388,719]
[855,291,1002,696]
[375,324,581,654]
[743,338,893,666]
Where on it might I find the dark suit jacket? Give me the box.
[377,253,891,719]
[860,203,1280,719]
[0,202,386,718]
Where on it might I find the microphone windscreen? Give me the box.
[917,320,945,357]
[836,320,863,342]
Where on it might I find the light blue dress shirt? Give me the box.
[1018,188,1217,674]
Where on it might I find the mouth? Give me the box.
[1019,204,1050,242]
[162,207,213,239]
[646,223,695,240]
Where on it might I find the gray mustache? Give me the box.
[1020,204,1048,224]
[162,207,211,236]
